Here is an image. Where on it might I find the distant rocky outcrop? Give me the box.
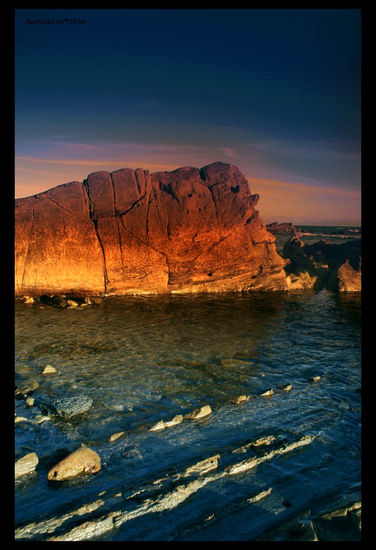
[266,222,297,234]
[15,162,289,295]
[282,236,361,292]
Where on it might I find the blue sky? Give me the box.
[15,9,361,224]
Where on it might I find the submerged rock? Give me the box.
[185,454,221,476]
[15,452,39,478]
[15,377,39,398]
[37,395,93,419]
[47,446,101,481]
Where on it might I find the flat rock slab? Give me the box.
[37,395,93,419]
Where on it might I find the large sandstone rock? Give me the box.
[15,163,288,295]
[47,446,101,481]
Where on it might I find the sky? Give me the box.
[15,8,361,225]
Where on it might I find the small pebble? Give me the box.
[15,416,28,424]
[311,376,321,383]
[281,384,292,392]
[33,415,51,424]
[185,404,212,420]
[42,365,57,375]
[233,395,250,404]
[26,397,35,407]
[260,389,274,397]
[108,431,125,442]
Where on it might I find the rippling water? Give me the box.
[15,290,361,541]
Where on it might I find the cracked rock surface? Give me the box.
[15,162,288,295]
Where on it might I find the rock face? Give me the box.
[15,162,288,295]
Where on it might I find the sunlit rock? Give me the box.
[108,431,125,442]
[15,162,288,296]
[185,454,221,476]
[185,404,212,420]
[42,364,57,375]
[47,446,101,481]
[164,414,184,427]
[232,395,250,404]
[260,389,274,397]
[15,452,39,478]
[149,420,166,432]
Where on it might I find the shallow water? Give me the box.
[15,290,361,541]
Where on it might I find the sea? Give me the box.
[14,226,362,541]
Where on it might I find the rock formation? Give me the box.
[15,162,289,295]
[282,236,361,292]
[266,222,297,234]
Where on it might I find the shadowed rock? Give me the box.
[37,395,93,419]
[282,236,361,292]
